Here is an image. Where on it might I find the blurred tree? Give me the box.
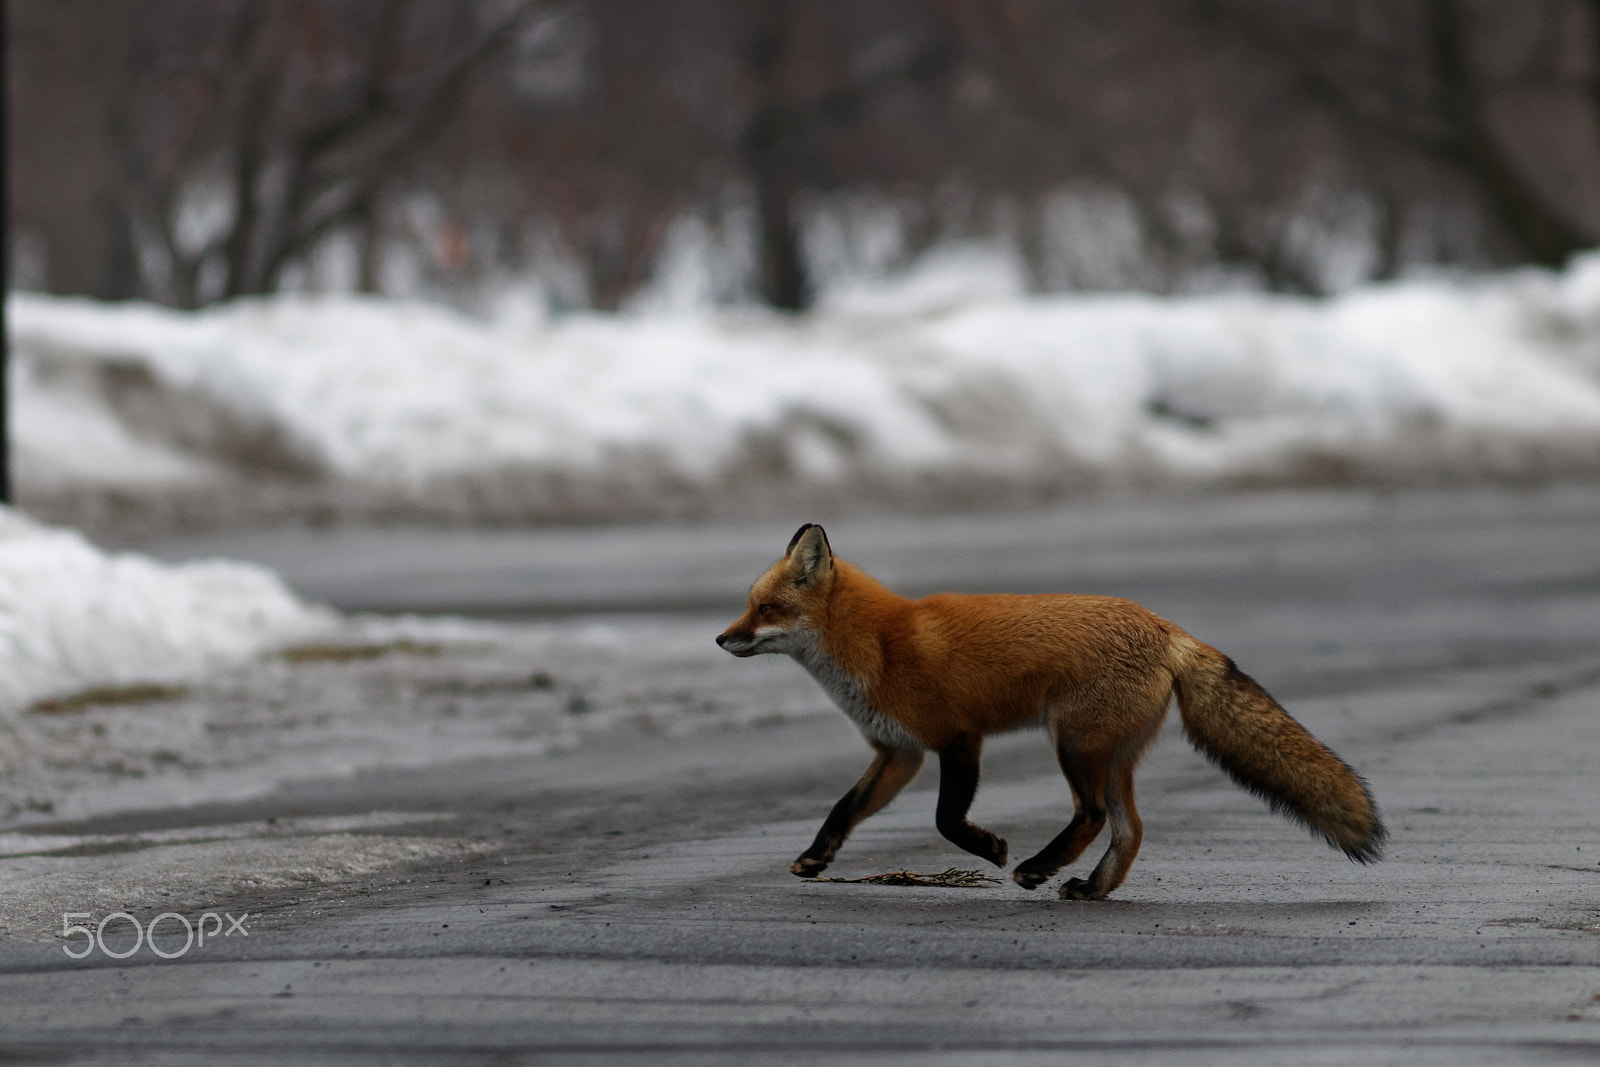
[143,0,542,307]
[12,0,542,308]
[9,0,1600,311]
[1211,0,1600,269]
[1,0,10,504]
[736,0,956,309]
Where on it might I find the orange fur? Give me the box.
[717,524,1386,899]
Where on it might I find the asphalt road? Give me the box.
[4,485,1600,1064]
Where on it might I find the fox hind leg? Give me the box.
[1011,739,1110,890]
[1057,757,1144,900]
[1022,685,1165,899]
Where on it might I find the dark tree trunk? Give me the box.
[1425,0,1590,266]
[740,5,814,312]
[748,130,810,312]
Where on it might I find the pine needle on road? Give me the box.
[815,867,1001,888]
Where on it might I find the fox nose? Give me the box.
[715,634,727,647]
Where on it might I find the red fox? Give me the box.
[716,523,1385,899]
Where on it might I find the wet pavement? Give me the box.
[3,485,1599,1063]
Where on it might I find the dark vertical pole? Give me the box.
[0,0,10,505]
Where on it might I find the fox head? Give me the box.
[716,523,835,658]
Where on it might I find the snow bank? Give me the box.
[12,252,1600,531]
[0,506,332,718]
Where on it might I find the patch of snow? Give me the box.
[0,507,334,718]
[10,254,1600,532]
[0,597,832,827]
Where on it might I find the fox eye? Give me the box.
[757,603,774,615]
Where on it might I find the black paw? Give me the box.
[791,856,829,878]
[1011,866,1051,890]
[981,834,1008,869]
[1057,876,1105,901]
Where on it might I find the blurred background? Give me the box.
[4,0,1600,867]
[6,0,1600,539]
[14,0,1600,310]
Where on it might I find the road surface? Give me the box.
[2,485,1598,1063]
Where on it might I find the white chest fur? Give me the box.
[789,631,923,752]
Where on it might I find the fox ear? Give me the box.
[785,523,819,555]
[785,523,833,583]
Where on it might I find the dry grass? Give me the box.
[815,867,1002,888]
[28,683,190,715]
[278,639,444,663]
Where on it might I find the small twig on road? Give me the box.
[815,867,1002,888]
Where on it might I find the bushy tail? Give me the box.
[1168,634,1386,863]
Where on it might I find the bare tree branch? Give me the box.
[261,0,544,291]
[1213,0,1593,268]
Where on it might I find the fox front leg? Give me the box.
[792,745,925,877]
[934,735,1008,868]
